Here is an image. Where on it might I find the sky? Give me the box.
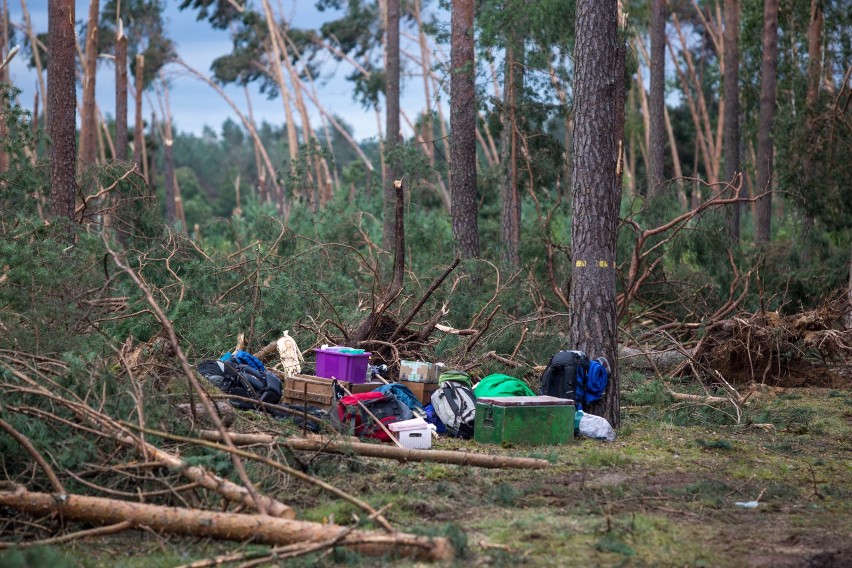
[4,0,436,141]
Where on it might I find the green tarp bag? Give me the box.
[473,373,536,398]
[437,369,473,388]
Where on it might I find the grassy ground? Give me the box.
[2,386,850,567]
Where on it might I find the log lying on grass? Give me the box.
[285,438,551,469]
[618,345,690,373]
[197,431,551,469]
[0,489,453,562]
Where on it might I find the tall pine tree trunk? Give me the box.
[382,0,401,251]
[450,0,480,259]
[723,0,740,239]
[149,112,157,194]
[48,0,77,223]
[80,0,99,165]
[501,31,524,269]
[805,0,823,111]
[115,25,128,161]
[133,55,145,177]
[648,0,666,196]
[569,0,621,427]
[0,0,9,175]
[754,0,778,244]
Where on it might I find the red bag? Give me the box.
[333,391,413,442]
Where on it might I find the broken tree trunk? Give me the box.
[196,431,550,469]
[0,489,453,562]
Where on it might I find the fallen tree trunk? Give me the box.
[284,438,550,469]
[196,431,550,469]
[176,402,236,428]
[198,430,550,469]
[0,489,453,562]
[618,345,691,373]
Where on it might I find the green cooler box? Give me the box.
[475,395,575,446]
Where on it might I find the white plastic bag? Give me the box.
[578,412,617,442]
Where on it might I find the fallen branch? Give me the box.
[389,255,461,343]
[0,489,453,562]
[103,237,272,516]
[195,430,550,468]
[286,437,549,469]
[664,385,731,405]
[3,365,294,519]
[0,417,66,494]
[125,423,395,532]
[0,521,131,549]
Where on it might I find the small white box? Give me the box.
[389,417,433,450]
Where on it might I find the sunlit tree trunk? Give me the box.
[723,0,740,239]
[450,0,480,258]
[755,0,778,244]
[569,0,621,427]
[80,0,99,165]
[382,0,401,251]
[48,0,77,223]
[501,30,524,269]
[648,0,666,196]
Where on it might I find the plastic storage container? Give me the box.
[474,395,574,446]
[314,347,371,383]
[389,417,433,449]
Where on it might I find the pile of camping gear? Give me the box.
[197,342,616,448]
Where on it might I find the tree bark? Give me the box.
[0,490,453,561]
[723,0,740,239]
[115,27,128,162]
[569,0,621,427]
[805,0,823,111]
[0,0,9,175]
[450,0,480,258]
[80,0,99,165]
[133,54,145,175]
[754,0,778,244]
[48,0,77,223]
[648,0,666,196]
[501,30,523,269]
[149,111,157,194]
[846,240,852,330]
[382,0,401,251]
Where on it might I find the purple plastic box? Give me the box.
[314,348,371,383]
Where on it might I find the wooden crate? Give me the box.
[283,374,382,410]
[399,379,439,406]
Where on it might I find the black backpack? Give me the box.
[197,360,283,410]
[538,350,589,402]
